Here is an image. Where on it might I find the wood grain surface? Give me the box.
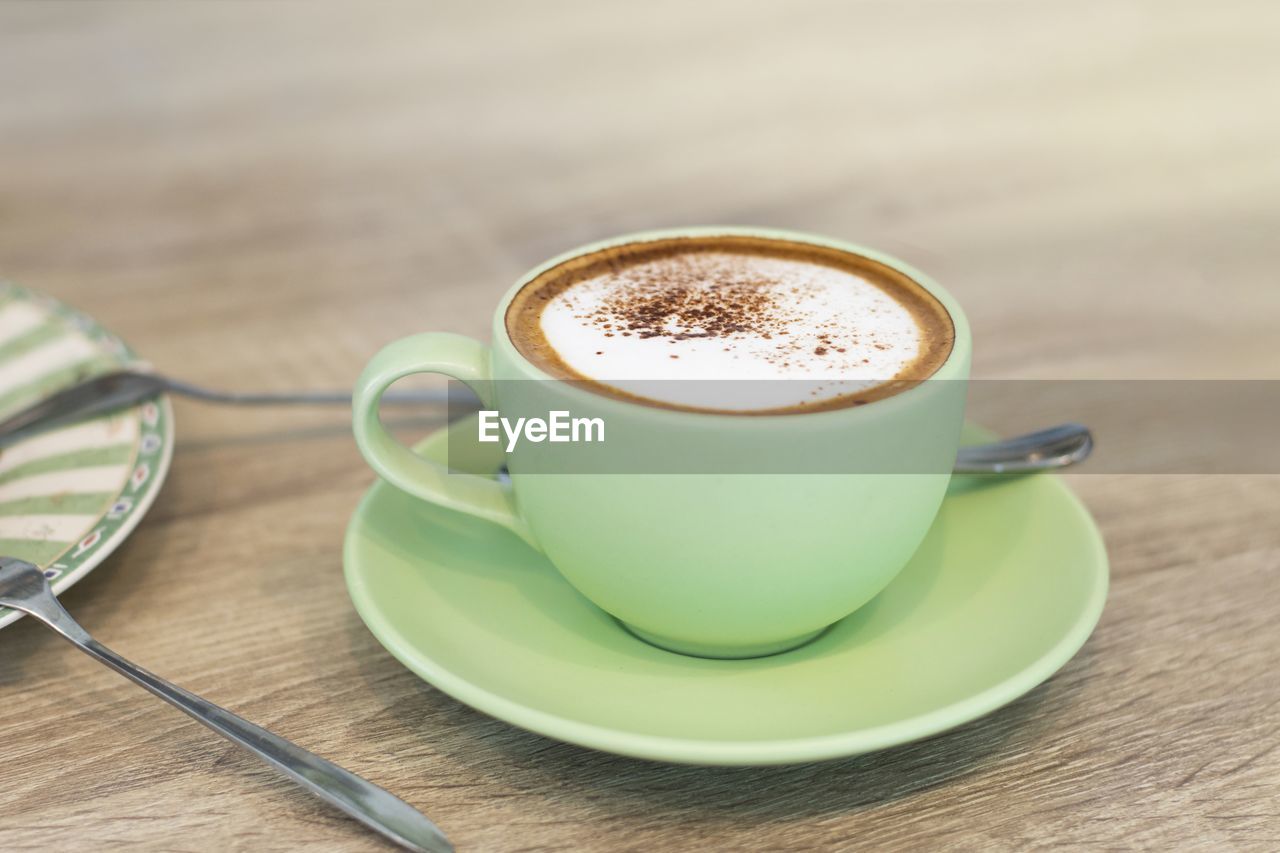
[1,2,1278,850]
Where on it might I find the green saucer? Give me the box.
[344,421,1108,766]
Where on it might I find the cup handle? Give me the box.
[352,332,536,547]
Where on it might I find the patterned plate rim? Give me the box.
[0,284,174,629]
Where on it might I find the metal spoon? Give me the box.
[953,422,1093,474]
[489,423,1094,481]
[0,368,1093,473]
[0,557,452,853]
[0,368,448,447]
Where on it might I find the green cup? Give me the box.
[353,227,971,658]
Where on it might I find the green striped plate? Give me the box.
[0,283,173,628]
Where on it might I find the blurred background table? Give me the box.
[1,2,1277,850]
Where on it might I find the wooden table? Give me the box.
[1,3,1277,850]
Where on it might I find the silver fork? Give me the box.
[0,557,452,853]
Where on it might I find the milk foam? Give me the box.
[539,252,926,411]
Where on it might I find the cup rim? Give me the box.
[490,226,971,423]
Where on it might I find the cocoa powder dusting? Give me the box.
[585,259,783,343]
[561,252,917,374]
[577,255,884,369]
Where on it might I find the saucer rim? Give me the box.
[344,446,1108,766]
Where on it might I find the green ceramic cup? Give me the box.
[353,227,971,658]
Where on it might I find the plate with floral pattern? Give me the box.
[0,283,173,628]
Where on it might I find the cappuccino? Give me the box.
[505,235,953,414]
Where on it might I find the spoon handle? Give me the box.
[0,367,451,447]
[0,368,1093,475]
[67,637,451,852]
[0,557,451,853]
